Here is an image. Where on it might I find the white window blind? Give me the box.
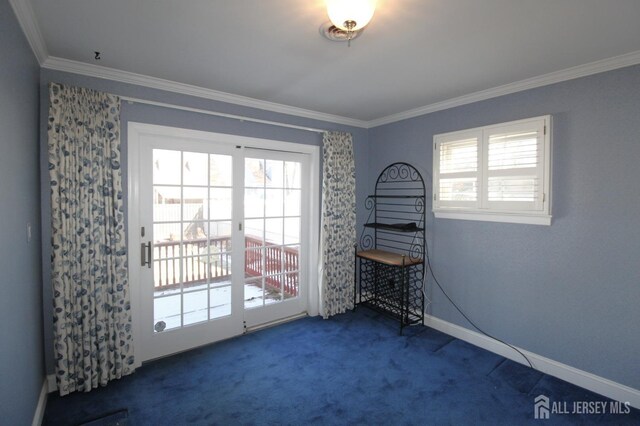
[440,138,478,174]
[433,116,551,225]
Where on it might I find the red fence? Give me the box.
[154,235,298,297]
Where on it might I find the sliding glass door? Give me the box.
[129,124,313,362]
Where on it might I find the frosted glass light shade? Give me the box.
[326,0,377,31]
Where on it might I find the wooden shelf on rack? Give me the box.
[356,249,422,267]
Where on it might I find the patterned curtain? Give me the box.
[320,131,356,318]
[48,83,134,395]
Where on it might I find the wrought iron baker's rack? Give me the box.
[354,162,426,333]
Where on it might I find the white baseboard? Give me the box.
[246,312,308,333]
[424,314,640,409]
[31,379,48,426]
[46,374,57,393]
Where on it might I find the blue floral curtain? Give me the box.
[320,131,356,318]
[48,83,134,395]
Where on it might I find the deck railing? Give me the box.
[245,237,299,297]
[153,235,298,297]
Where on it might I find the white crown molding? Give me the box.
[368,49,640,128]
[8,0,48,65]
[424,313,640,409]
[41,56,368,129]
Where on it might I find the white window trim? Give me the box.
[433,115,552,226]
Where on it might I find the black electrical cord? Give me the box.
[424,240,534,369]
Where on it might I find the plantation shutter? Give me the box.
[483,119,546,211]
[434,131,481,209]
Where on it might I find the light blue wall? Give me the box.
[0,1,44,424]
[367,65,640,390]
[39,68,370,374]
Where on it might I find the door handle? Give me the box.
[141,242,152,268]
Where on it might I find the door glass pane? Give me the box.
[284,162,301,189]
[210,188,232,220]
[182,256,208,290]
[153,260,180,296]
[153,150,181,185]
[265,189,284,217]
[265,218,284,246]
[283,245,300,273]
[152,149,233,332]
[265,246,284,275]
[210,154,232,187]
[245,248,263,278]
[284,217,300,245]
[244,219,264,246]
[183,290,209,326]
[183,152,208,186]
[210,286,231,319]
[245,158,265,187]
[244,188,264,218]
[265,160,284,188]
[183,187,208,221]
[154,295,181,331]
[283,272,299,299]
[183,222,209,255]
[265,274,283,305]
[153,186,181,222]
[208,221,232,249]
[154,223,181,246]
[244,277,264,309]
[209,249,232,284]
[284,190,301,216]
[153,223,181,294]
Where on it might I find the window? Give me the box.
[433,116,551,225]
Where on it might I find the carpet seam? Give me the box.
[486,357,508,377]
[527,373,548,396]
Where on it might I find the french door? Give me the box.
[129,124,315,362]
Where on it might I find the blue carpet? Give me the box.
[79,409,128,425]
[43,309,639,425]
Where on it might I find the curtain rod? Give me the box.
[120,96,327,134]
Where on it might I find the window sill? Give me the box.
[433,209,552,226]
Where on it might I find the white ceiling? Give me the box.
[22,0,640,124]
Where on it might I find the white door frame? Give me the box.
[127,122,320,366]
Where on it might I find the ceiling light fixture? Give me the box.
[325,0,377,46]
